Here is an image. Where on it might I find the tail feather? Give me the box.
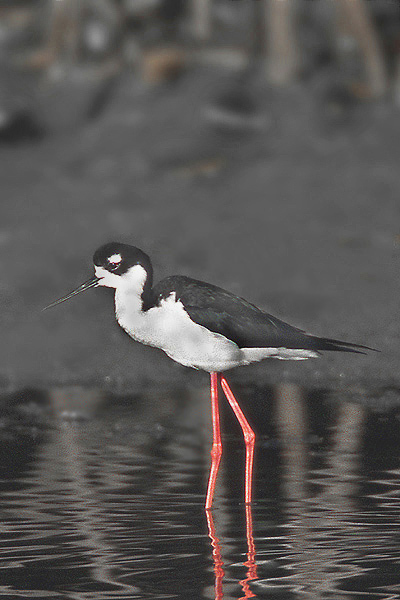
[308,336,378,355]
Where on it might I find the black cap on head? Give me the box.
[93,243,152,278]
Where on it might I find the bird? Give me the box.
[44,242,374,509]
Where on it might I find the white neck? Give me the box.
[113,265,148,319]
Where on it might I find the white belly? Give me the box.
[115,292,243,372]
[115,291,318,372]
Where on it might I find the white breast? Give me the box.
[115,291,243,372]
[114,283,318,372]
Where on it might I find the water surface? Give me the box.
[0,384,399,599]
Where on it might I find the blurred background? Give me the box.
[1,0,400,393]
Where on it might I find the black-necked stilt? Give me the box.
[45,242,374,508]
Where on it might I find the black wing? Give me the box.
[152,276,372,353]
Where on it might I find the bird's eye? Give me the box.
[107,253,122,271]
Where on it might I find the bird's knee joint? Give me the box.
[211,443,222,459]
[244,430,255,445]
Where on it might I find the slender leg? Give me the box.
[245,504,257,578]
[220,376,255,504]
[205,372,222,509]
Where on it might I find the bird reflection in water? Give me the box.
[206,504,257,600]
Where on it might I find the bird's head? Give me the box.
[93,242,152,290]
[43,243,153,310]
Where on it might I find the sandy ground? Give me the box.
[1,66,400,396]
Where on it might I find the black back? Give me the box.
[152,276,370,353]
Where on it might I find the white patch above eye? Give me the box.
[108,253,122,265]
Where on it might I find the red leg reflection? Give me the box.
[205,509,224,600]
[239,504,258,599]
[205,372,222,510]
[206,505,257,600]
[220,376,255,504]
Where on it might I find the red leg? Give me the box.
[220,376,255,504]
[244,504,257,579]
[205,372,222,509]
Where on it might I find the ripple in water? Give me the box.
[0,384,399,599]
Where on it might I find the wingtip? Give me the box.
[310,336,379,354]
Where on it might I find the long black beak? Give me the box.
[43,277,99,311]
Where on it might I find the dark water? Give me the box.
[0,383,400,599]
